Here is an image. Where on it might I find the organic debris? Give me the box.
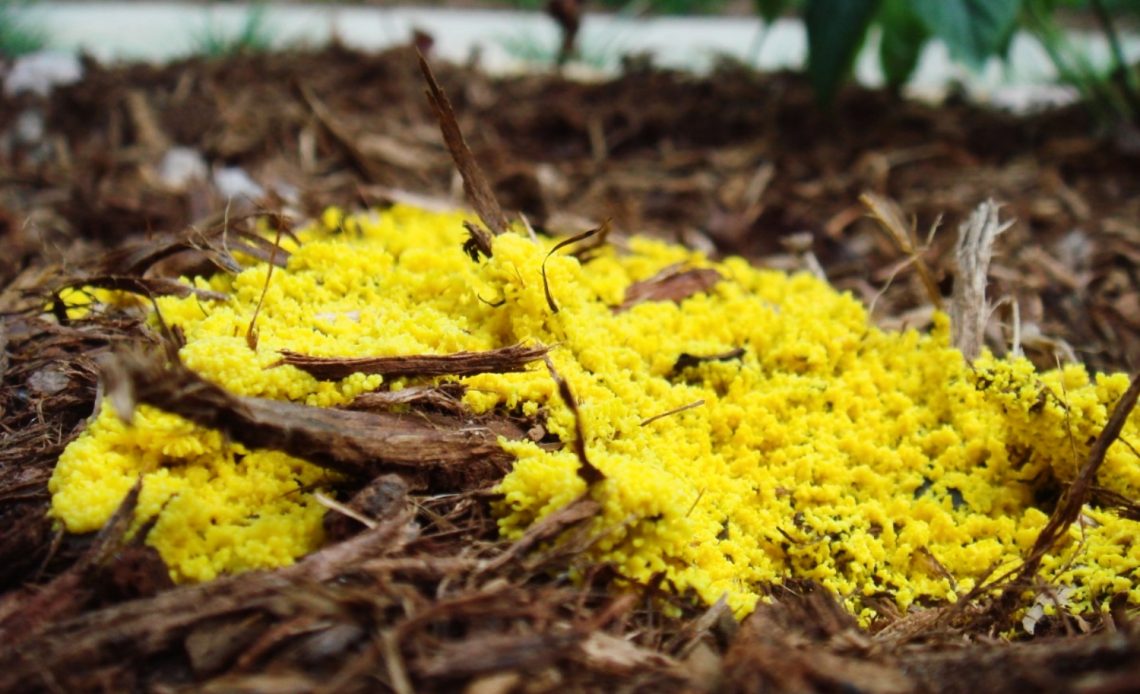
[617,265,722,312]
[419,52,509,256]
[949,199,1013,361]
[5,42,1140,693]
[103,347,518,485]
[277,342,550,379]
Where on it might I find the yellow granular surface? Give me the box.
[50,205,1140,619]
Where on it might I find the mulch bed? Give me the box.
[2,40,1140,691]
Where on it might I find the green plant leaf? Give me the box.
[805,0,881,104]
[754,0,791,22]
[912,0,1020,69]
[878,0,929,87]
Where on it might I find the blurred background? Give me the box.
[4,0,1139,108]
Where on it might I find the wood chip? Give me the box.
[419,52,510,236]
[277,343,549,380]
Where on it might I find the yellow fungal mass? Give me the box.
[50,205,1140,619]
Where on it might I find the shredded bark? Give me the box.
[103,348,518,489]
[348,382,468,415]
[949,199,1012,361]
[323,474,410,541]
[0,503,419,693]
[93,213,292,278]
[0,480,144,644]
[483,495,601,573]
[276,342,549,380]
[7,42,1140,694]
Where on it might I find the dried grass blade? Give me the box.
[860,192,944,312]
[543,355,604,484]
[542,226,604,314]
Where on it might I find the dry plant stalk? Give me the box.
[949,199,1012,361]
[541,223,607,313]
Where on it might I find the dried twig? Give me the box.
[1010,371,1140,592]
[483,496,601,573]
[245,221,284,350]
[953,369,1140,628]
[641,399,705,427]
[348,383,467,415]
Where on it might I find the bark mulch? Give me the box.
[3,41,1140,691]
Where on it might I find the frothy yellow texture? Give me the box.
[49,205,1140,618]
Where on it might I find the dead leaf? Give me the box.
[616,266,721,313]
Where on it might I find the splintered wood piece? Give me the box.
[418,52,510,237]
[105,350,516,488]
[616,266,721,313]
[949,199,1011,361]
[276,343,549,380]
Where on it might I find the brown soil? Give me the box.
[2,42,1140,691]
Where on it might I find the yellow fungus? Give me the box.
[49,205,1140,621]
